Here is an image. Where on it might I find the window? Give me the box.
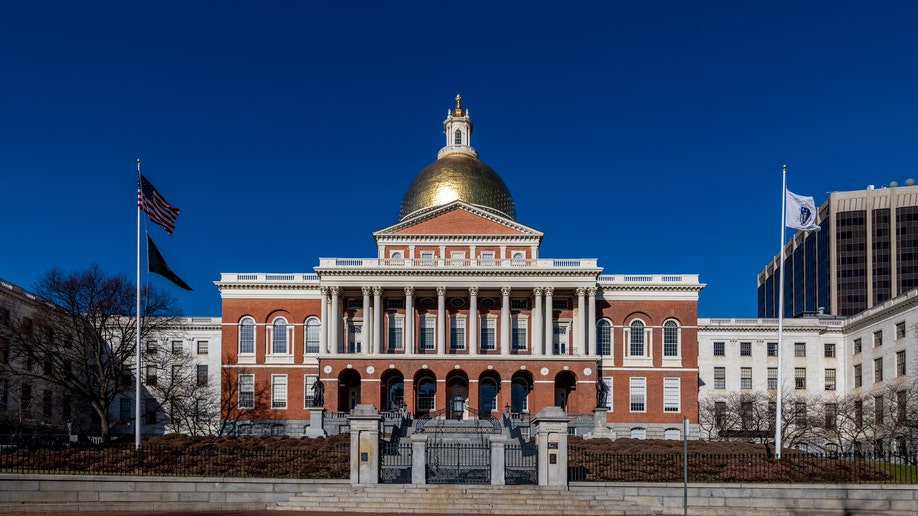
[740,367,752,389]
[875,395,884,425]
[20,384,32,415]
[897,390,907,423]
[663,428,680,440]
[388,298,405,309]
[144,398,158,424]
[874,358,883,383]
[741,401,753,429]
[271,374,287,409]
[714,401,726,428]
[146,365,158,386]
[480,251,496,266]
[389,251,404,266]
[238,374,255,409]
[874,330,883,347]
[419,251,435,266]
[714,367,725,389]
[417,378,435,411]
[767,342,777,357]
[629,320,645,357]
[510,299,528,310]
[794,368,806,389]
[120,399,133,421]
[388,316,404,351]
[713,341,725,356]
[663,378,680,412]
[419,318,435,351]
[479,380,498,411]
[854,400,863,428]
[896,321,906,339]
[794,342,806,357]
[196,365,208,387]
[511,378,529,412]
[197,341,209,354]
[304,375,318,408]
[630,428,646,439]
[41,390,52,418]
[854,364,862,387]
[239,317,255,354]
[480,318,496,351]
[597,320,612,356]
[511,317,527,351]
[171,340,183,354]
[825,368,836,391]
[454,129,461,145]
[663,320,679,357]
[146,340,158,354]
[511,251,525,265]
[300,317,319,354]
[449,251,466,266]
[897,350,906,376]
[271,317,289,354]
[794,402,807,429]
[450,316,466,350]
[629,377,646,412]
[552,299,569,310]
[824,343,835,358]
[347,323,363,353]
[740,342,751,356]
[601,377,613,410]
[853,338,862,354]
[768,367,777,390]
[825,403,837,429]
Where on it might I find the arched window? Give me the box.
[239,317,255,355]
[629,320,645,356]
[454,129,462,145]
[272,317,289,354]
[479,379,497,412]
[305,317,320,354]
[511,378,529,412]
[417,378,436,412]
[663,428,680,440]
[630,427,646,439]
[663,319,679,357]
[596,319,612,355]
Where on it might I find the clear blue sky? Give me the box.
[2,2,916,318]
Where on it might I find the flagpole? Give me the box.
[775,164,787,459]
[135,158,142,450]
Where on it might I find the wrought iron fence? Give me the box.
[568,448,918,484]
[0,441,350,479]
[505,441,537,485]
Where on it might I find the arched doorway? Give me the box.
[414,372,437,417]
[511,371,533,414]
[478,371,501,414]
[380,370,405,411]
[446,373,469,420]
[554,371,576,411]
[338,369,361,411]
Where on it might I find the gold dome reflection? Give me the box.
[400,154,516,220]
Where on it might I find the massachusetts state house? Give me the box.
[216,96,704,439]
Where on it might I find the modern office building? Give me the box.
[216,97,705,439]
[758,182,918,318]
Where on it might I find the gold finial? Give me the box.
[452,94,465,117]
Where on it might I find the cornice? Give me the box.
[374,201,543,238]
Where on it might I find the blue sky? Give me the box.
[2,2,916,318]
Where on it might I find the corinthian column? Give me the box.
[437,286,447,355]
[362,286,371,354]
[587,287,597,356]
[468,286,479,356]
[404,286,414,355]
[532,287,543,356]
[500,286,511,355]
[575,287,586,356]
[373,286,383,355]
[544,287,554,355]
[320,287,329,354]
[329,286,339,355]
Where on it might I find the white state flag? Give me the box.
[786,190,821,231]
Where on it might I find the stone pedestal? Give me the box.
[490,436,507,485]
[348,404,383,485]
[410,433,427,485]
[583,407,614,439]
[305,409,327,438]
[533,406,571,486]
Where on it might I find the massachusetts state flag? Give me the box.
[786,190,821,232]
[138,174,180,235]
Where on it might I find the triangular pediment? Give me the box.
[374,201,542,238]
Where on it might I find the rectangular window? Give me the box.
[825,403,837,429]
[347,323,363,353]
[853,338,862,354]
[714,367,725,389]
[146,365,157,386]
[239,324,255,354]
[767,342,777,357]
[663,378,680,412]
[602,377,613,410]
[304,375,318,408]
[419,251,435,266]
[510,299,528,310]
[480,251,496,266]
[794,342,806,357]
[824,343,835,358]
[171,340,183,354]
[196,364,208,387]
[898,390,907,423]
[480,318,496,351]
[874,330,883,347]
[552,299,569,310]
[271,374,287,409]
[450,317,466,350]
[144,398,158,424]
[306,322,321,353]
[897,350,906,376]
[197,341,209,354]
[238,374,254,409]
[854,364,862,388]
[875,395,884,425]
[713,342,725,356]
[854,400,863,428]
[272,323,289,354]
[120,398,133,421]
[740,367,752,389]
[419,318,435,351]
[387,298,405,309]
[511,318,527,351]
[741,401,753,429]
[714,401,726,428]
[794,401,807,429]
[740,342,751,356]
[146,340,158,354]
[388,316,404,351]
[825,369,836,391]
[795,367,806,389]
[629,377,646,412]
[346,298,362,309]
[874,358,883,383]
[767,367,777,390]
[663,328,678,357]
[896,321,906,339]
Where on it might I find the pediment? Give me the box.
[374,201,543,238]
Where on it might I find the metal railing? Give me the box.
[568,448,918,484]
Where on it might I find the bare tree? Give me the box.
[143,342,219,436]
[6,265,179,443]
[219,355,274,436]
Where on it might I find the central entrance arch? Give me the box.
[445,372,469,420]
[338,368,361,411]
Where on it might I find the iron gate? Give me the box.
[426,441,491,484]
[379,439,412,483]
[505,441,537,485]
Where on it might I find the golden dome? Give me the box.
[399,154,516,220]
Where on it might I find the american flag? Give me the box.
[138,174,180,235]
